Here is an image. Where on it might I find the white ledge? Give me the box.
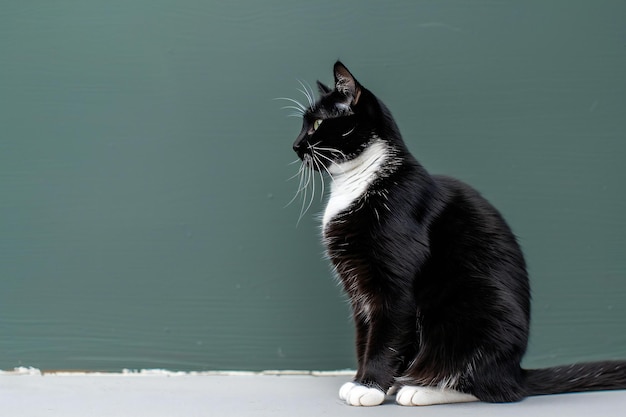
[1,368,625,417]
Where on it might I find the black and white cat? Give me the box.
[290,61,626,406]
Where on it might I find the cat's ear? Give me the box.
[316,80,332,95]
[334,61,362,105]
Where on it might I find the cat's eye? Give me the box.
[313,119,323,131]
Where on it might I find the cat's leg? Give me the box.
[338,315,387,406]
[468,357,526,403]
[353,316,368,380]
[396,386,478,406]
[339,310,411,406]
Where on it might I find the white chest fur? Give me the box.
[322,140,388,229]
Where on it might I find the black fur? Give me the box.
[291,61,626,403]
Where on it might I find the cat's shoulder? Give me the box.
[430,174,487,202]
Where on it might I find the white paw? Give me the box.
[339,382,385,406]
[396,385,429,406]
[396,385,478,406]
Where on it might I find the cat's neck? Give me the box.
[322,139,393,229]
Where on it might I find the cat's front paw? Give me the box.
[339,381,385,406]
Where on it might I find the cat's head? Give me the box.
[292,61,400,173]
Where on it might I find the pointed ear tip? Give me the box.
[333,61,352,82]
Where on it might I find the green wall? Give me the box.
[1,0,625,371]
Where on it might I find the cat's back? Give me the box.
[422,174,530,310]
[429,174,519,244]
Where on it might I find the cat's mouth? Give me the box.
[302,152,323,172]
[300,143,348,174]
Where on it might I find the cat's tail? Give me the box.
[524,360,626,396]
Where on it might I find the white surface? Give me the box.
[1,369,626,417]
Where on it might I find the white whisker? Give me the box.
[274,97,306,111]
[297,161,313,225]
[314,150,345,171]
[342,126,356,137]
[314,146,348,159]
[287,166,304,181]
[311,152,327,201]
[281,105,305,114]
[285,162,306,208]
[297,79,315,108]
[313,149,336,182]
[303,161,316,219]
[301,79,316,101]
[297,88,314,109]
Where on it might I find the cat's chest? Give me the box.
[322,140,388,229]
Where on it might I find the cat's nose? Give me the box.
[293,145,305,160]
[293,135,307,158]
